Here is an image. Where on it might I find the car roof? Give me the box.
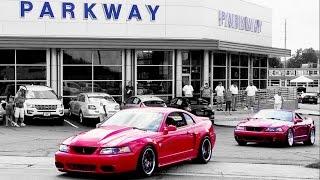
[81,93,111,97]
[258,109,294,113]
[122,107,185,114]
[135,96,164,102]
[23,85,53,91]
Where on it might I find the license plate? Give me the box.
[43,112,50,117]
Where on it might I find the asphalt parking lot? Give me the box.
[0,113,319,179]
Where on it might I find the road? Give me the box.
[0,114,319,179]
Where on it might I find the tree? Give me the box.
[268,57,283,68]
[286,48,318,68]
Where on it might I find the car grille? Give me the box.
[245,127,264,132]
[71,146,97,155]
[67,164,96,172]
[35,105,57,111]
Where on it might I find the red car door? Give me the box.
[293,113,307,141]
[158,112,195,166]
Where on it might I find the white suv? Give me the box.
[16,85,64,125]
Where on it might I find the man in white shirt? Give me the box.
[230,82,239,111]
[245,82,258,109]
[215,82,225,111]
[274,92,283,110]
[183,82,194,97]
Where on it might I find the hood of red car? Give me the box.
[65,125,155,147]
[239,118,292,128]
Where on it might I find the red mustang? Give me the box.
[234,109,316,147]
[55,108,215,176]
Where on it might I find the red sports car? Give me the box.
[234,109,316,147]
[55,108,216,176]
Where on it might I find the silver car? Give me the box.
[121,96,167,109]
[69,93,120,124]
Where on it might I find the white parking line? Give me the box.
[64,120,79,129]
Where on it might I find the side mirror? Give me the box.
[294,119,303,124]
[163,125,177,135]
[96,123,102,128]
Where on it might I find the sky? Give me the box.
[244,0,319,55]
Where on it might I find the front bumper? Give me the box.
[55,151,138,174]
[234,130,287,143]
[25,108,64,119]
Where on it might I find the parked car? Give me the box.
[19,85,64,125]
[121,96,166,109]
[301,93,318,104]
[0,100,5,125]
[55,108,216,176]
[167,97,215,123]
[69,93,120,124]
[234,109,315,147]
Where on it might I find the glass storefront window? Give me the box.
[137,81,172,95]
[0,50,15,64]
[231,54,239,66]
[63,50,92,64]
[0,82,15,97]
[16,66,46,80]
[136,50,173,98]
[16,50,46,64]
[63,49,123,106]
[253,68,259,79]
[63,66,92,80]
[182,52,190,66]
[137,51,172,65]
[214,53,226,66]
[240,68,248,79]
[260,68,267,79]
[213,67,226,79]
[94,66,122,80]
[137,66,172,80]
[231,68,239,79]
[93,50,122,65]
[240,55,248,67]
[0,66,15,80]
[94,81,122,95]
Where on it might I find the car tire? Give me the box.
[137,146,157,177]
[303,128,315,146]
[286,129,294,147]
[236,139,247,146]
[79,111,85,124]
[196,137,213,164]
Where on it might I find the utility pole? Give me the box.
[284,19,287,68]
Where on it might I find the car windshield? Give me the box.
[143,101,166,107]
[253,110,293,122]
[26,90,58,99]
[101,111,164,132]
[89,96,115,103]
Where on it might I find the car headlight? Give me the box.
[26,103,35,108]
[235,126,245,131]
[100,146,131,155]
[59,144,69,153]
[265,127,283,132]
[88,105,97,110]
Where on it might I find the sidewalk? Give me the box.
[214,107,320,127]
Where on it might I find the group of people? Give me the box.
[2,87,26,127]
[183,81,284,114]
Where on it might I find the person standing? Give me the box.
[5,96,18,127]
[224,90,232,115]
[274,92,284,110]
[14,89,26,127]
[230,82,239,111]
[215,82,225,111]
[200,83,212,102]
[183,81,194,97]
[245,82,258,110]
[124,81,133,101]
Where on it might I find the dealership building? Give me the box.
[0,0,290,106]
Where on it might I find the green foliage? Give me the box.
[286,48,318,68]
[268,57,283,68]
